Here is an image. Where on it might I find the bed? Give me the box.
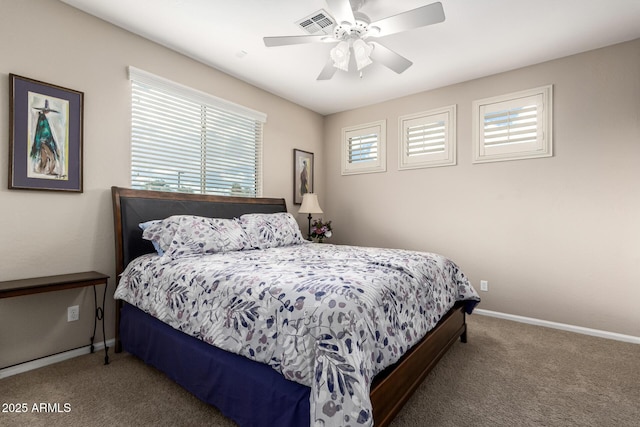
[111,186,480,427]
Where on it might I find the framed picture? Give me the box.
[9,74,84,192]
[293,149,313,205]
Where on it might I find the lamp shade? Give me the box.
[298,193,323,214]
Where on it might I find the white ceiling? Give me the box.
[60,0,640,115]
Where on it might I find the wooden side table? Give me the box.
[0,271,111,364]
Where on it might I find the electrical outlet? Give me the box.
[67,305,79,322]
[480,280,489,292]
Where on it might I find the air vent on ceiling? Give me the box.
[296,10,336,35]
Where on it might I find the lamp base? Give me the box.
[307,213,312,241]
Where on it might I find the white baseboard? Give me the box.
[474,309,640,345]
[0,339,116,380]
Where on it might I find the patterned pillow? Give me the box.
[238,212,306,249]
[139,220,165,255]
[142,217,180,255]
[160,215,251,262]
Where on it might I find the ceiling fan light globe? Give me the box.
[356,56,373,70]
[330,41,351,71]
[353,39,373,70]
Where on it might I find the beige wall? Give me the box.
[0,0,323,368]
[324,39,640,337]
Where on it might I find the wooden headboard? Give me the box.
[111,186,287,277]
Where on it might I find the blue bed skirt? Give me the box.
[120,303,311,427]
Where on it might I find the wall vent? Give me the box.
[296,10,335,35]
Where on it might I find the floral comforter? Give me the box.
[115,243,480,426]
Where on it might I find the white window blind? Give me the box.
[342,120,386,175]
[349,132,379,163]
[128,67,266,196]
[483,104,538,148]
[407,121,445,154]
[473,85,552,163]
[399,105,456,170]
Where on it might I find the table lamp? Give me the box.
[298,193,323,240]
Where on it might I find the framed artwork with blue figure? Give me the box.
[293,149,313,205]
[9,74,84,192]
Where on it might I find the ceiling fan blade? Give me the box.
[370,2,445,37]
[326,0,355,24]
[264,35,327,47]
[369,41,413,74]
[317,59,338,80]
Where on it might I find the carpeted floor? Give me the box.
[1,314,638,427]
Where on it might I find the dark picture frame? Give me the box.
[293,149,313,205]
[9,74,84,192]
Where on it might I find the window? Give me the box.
[128,67,266,196]
[473,85,552,163]
[398,105,456,170]
[341,120,386,175]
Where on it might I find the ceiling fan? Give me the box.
[263,0,445,80]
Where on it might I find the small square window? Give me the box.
[399,105,456,170]
[341,120,386,175]
[473,85,552,163]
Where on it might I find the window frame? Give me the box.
[398,105,456,170]
[341,120,386,175]
[472,85,553,164]
[128,66,266,197]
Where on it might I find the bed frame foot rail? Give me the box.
[370,303,467,427]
